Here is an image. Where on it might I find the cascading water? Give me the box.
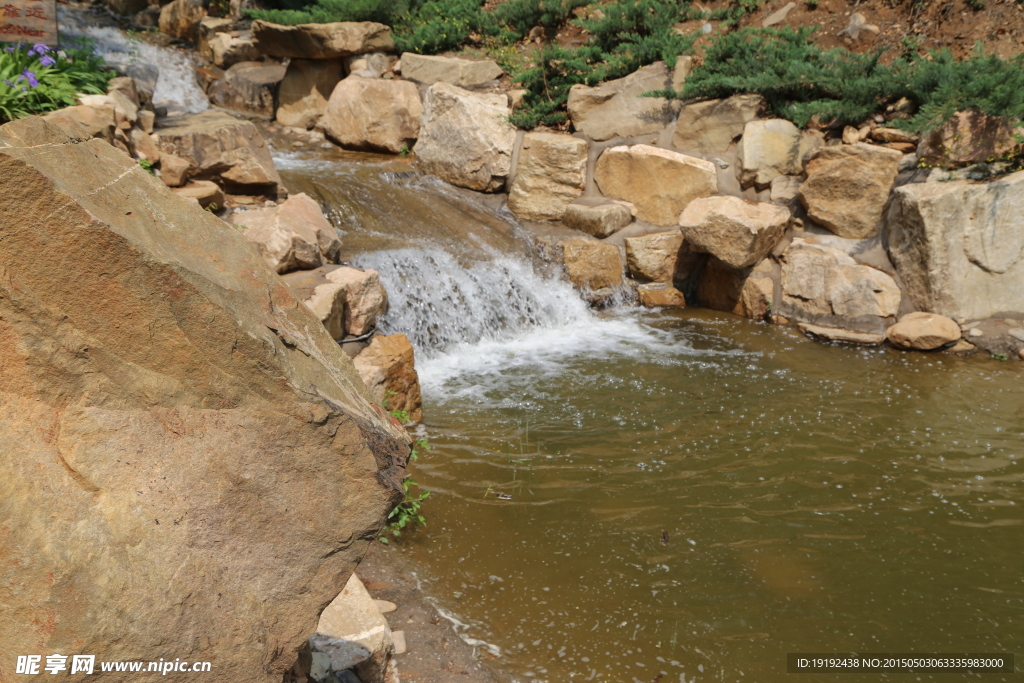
[57,6,209,113]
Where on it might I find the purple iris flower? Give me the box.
[22,69,38,88]
[29,43,49,57]
[2,78,14,87]
[39,54,55,67]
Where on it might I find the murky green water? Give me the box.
[275,149,1024,683]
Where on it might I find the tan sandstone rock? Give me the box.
[780,238,901,320]
[414,82,516,192]
[672,94,764,154]
[508,132,587,221]
[154,110,281,193]
[197,16,232,58]
[353,334,423,423]
[43,104,115,143]
[129,128,160,163]
[321,76,422,155]
[562,201,633,238]
[210,33,260,69]
[231,192,341,273]
[158,152,190,187]
[886,312,961,350]
[252,20,395,59]
[159,0,205,40]
[736,118,803,188]
[562,237,624,291]
[208,61,287,118]
[798,322,885,345]
[887,171,1024,321]
[281,265,387,340]
[917,110,1022,167]
[172,179,224,208]
[277,58,344,129]
[799,143,902,239]
[310,573,396,683]
[567,62,675,141]
[694,257,775,319]
[0,115,409,682]
[401,53,503,87]
[624,230,684,282]
[638,282,687,308]
[594,144,718,226]
[679,196,790,269]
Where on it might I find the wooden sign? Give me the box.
[0,0,58,46]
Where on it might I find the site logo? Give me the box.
[14,655,212,675]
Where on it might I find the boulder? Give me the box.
[208,61,287,118]
[353,334,423,423]
[172,179,225,208]
[695,257,775,319]
[158,0,206,41]
[252,20,395,59]
[886,312,961,350]
[671,94,763,154]
[277,58,344,129]
[324,266,387,337]
[886,172,1024,320]
[917,110,1022,167]
[43,105,115,143]
[320,77,422,155]
[679,196,790,269]
[0,115,409,681]
[567,62,675,141]
[153,110,281,193]
[736,118,802,188]
[562,237,624,291]
[230,193,341,273]
[133,5,161,28]
[624,230,684,282]
[780,238,901,321]
[562,201,632,238]
[106,76,140,109]
[413,82,516,192]
[129,127,161,163]
[138,109,155,134]
[197,16,232,59]
[594,144,718,226]
[210,33,260,69]
[637,282,687,308]
[107,0,148,17]
[159,153,190,187]
[770,175,802,203]
[507,132,587,221]
[78,92,138,129]
[401,53,503,87]
[798,323,885,345]
[309,573,396,683]
[799,143,902,239]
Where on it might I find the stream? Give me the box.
[277,149,1024,683]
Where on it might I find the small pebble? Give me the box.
[1004,318,1019,326]
[1008,328,1024,342]
[1019,348,1024,360]
[392,630,407,655]
[374,599,397,614]
[292,141,304,148]
[320,142,334,150]
[969,328,984,337]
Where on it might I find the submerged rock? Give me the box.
[0,115,409,679]
[637,282,687,308]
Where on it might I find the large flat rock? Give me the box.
[0,116,410,680]
[252,20,395,59]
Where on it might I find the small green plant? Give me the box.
[805,0,818,7]
[204,202,220,213]
[992,352,1008,361]
[234,224,249,231]
[138,159,155,175]
[379,395,431,544]
[966,0,985,9]
[398,144,411,157]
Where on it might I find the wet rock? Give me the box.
[208,61,287,118]
[799,143,902,239]
[637,282,686,308]
[414,82,516,192]
[562,237,624,292]
[594,144,717,226]
[508,132,587,221]
[624,230,684,283]
[780,238,900,321]
[159,0,206,41]
[277,58,344,129]
[562,200,632,238]
[672,94,763,154]
[401,53,503,87]
[0,115,408,680]
[210,33,260,69]
[252,20,395,59]
[736,119,802,189]
[310,573,397,683]
[197,16,232,59]
[886,171,1024,321]
[321,76,422,154]
[567,62,675,141]
[171,179,224,208]
[153,110,281,194]
[886,312,961,350]
[917,110,1022,167]
[679,196,790,269]
[230,192,341,274]
[353,334,423,423]
[798,322,885,345]
[158,153,190,187]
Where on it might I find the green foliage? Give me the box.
[393,0,480,54]
[991,353,1008,361]
[378,397,431,544]
[0,41,115,123]
[488,0,589,42]
[139,159,155,175]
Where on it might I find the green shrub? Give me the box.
[0,41,115,123]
